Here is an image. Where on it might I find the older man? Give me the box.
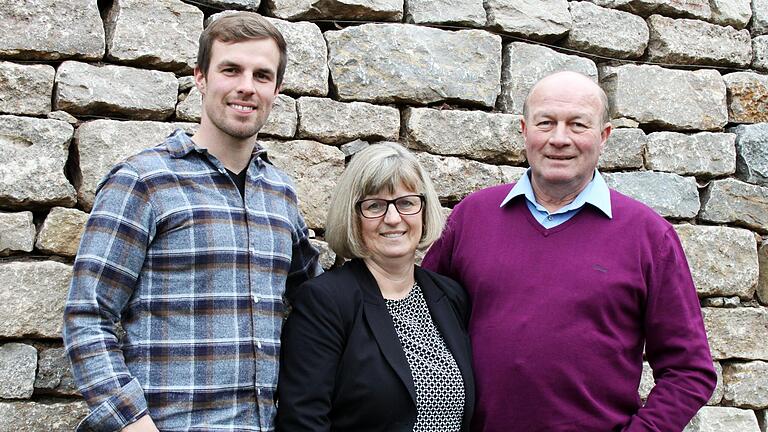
[422,71,716,431]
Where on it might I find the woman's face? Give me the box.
[358,184,424,265]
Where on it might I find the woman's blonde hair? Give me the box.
[325,142,444,259]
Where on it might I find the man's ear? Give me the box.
[599,122,612,153]
[274,82,283,96]
[194,66,207,96]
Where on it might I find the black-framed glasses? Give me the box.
[356,194,425,219]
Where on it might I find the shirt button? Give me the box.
[219,168,226,174]
[257,341,263,349]
[252,294,260,303]
[547,215,553,221]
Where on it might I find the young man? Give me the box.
[64,13,320,431]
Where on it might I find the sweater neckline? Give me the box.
[517,197,585,236]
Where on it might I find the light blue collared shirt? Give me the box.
[500,169,612,228]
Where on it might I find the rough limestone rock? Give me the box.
[703,307,768,360]
[34,347,79,396]
[644,132,736,177]
[55,61,178,121]
[35,207,89,258]
[752,0,768,35]
[0,0,105,61]
[265,0,403,20]
[309,238,337,270]
[499,42,597,115]
[587,0,711,20]
[261,140,344,229]
[414,152,511,202]
[639,361,724,405]
[0,212,35,255]
[757,409,768,431]
[723,361,768,409]
[0,62,55,116]
[684,406,761,431]
[0,116,76,209]
[731,123,768,186]
[599,128,645,171]
[47,110,78,125]
[724,73,768,124]
[176,86,202,122]
[499,166,527,184]
[340,139,370,157]
[326,24,502,107]
[700,178,768,233]
[674,224,758,299]
[194,0,260,10]
[485,0,572,41]
[0,343,37,399]
[708,0,753,28]
[297,97,400,144]
[404,108,525,164]
[563,2,649,59]
[0,401,88,431]
[603,171,700,218]
[405,0,486,26]
[600,65,727,131]
[754,36,768,71]
[105,0,203,73]
[267,18,329,96]
[760,242,768,305]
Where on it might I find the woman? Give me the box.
[277,142,474,431]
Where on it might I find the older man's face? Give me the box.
[522,75,611,197]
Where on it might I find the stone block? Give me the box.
[35,207,89,258]
[0,401,88,431]
[0,62,55,116]
[194,0,260,9]
[723,361,768,409]
[639,361,724,405]
[55,61,178,121]
[603,171,700,218]
[414,152,511,202]
[47,111,78,125]
[326,24,502,108]
[310,238,337,270]
[340,139,370,157]
[708,0,753,28]
[0,0,105,61]
[498,42,597,115]
[675,224,758,299]
[760,242,768,305]
[0,212,35,255]
[700,178,768,233]
[758,409,767,432]
[563,2,649,59]
[34,347,79,396]
[265,0,403,20]
[405,0,486,26]
[703,307,768,360]
[0,115,76,209]
[297,97,400,144]
[731,123,768,186]
[753,0,768,35]
[0,343,37,399]
[176,86,202,122]
[724,72,768,124]
[499,165,528,184]
[684,406,761,431]
[599,64,727,131]
[645,132,736,177]
[105,0,203,73]
[599,128,645,171]
[261,140,345,229]
[588,0,711,20]
[485,0,572,41]
[267,18,329,96]
[755,36,768,71]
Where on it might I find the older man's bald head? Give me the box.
[522,71,610,125]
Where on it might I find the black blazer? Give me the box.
[277,258,475,432]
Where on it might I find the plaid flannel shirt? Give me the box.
[63,130,321,431]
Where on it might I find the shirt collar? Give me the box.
[166,129,271,164]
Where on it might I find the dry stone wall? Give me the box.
[0,0,767,429]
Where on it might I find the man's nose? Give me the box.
[549,123,571,146]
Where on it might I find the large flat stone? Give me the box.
[0,401,88,431]
[731,123,768,186]
[724,72,768,124]
[723,361,768,409]
[498,42,597,115]
[587,0,711,20]
[645,132,736,177]
[639,361,724,405]
[675,224,758,300]
[34,347,79,396]
[603,171,700,218]
[297,97,400,144]
[403,108,524,164]
[265,0,403,20]
[684,406,761,432]
[0,212,35,255]
[599,64,727,131]
[0,0,105,61]
[563,1,648,59]
[753,0,768,36]
[759,242,768,305]
[405,0,486,26]
[700,178,768,233]
[414,152,511,202]
[0,343,37,399]
[327,24,502,107]
[0,62,55,116]
[703,307,768,360]
[754,36,768,71]
[599,128,645,170]
[35,207,89,258]
[708,0,753,28]
[54,61,178,120]
[267,18,329,96]
[485,0,572,41]
[0,116,76,209]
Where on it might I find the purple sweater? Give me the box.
[422,184,716,432]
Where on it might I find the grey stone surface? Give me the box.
[297,97,400,144]
[485,0,572,41]
[603,171,700,218]
[646,15,752,67]
[414,152,511,202]
[724,73,768,124]
[732,123,768,186]
[105,0,203,73]
[178,76,195,92]
[34,347,79,396]
[703,307,768,360]
[599,64,728,131]
[611,118,640,128]
[267,18,329,96]
[47,110,78,125]
[310,238,337,270]
[0,62,55,116]
[340,139,370,157]
[326,24,502,107]
[684,406,761,431]
[0,401,88,431]
[499,165,528,183]
[193,0,260,9]
[700,178,768,233]
[755,36,768,71]
[0,343,37,399]
[261,140,345,229]
[0,212,35,255]
[675,224,759,299]
[644,132,736,177]
[723,361,768,409]
[563,2,649,59]
[587,0,711,20]
[753,0,768,35]
[405,0,486,26]
[758,408,768,432]
[176,86,202,122]
[639,361,724,405]
[708,0,753,28]
[404,108,524,164]
[499,42,597,115]
[599,128,645,170]
[0,116,76,209]
[701,296,742,307]
[760,242,768,305]
[266,0,403,20]
[0,0,105,61]
[55,61,178,121]
[35,207,89,258]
